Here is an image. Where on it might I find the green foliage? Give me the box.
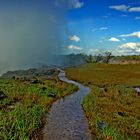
[0,77,77,139]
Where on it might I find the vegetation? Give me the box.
[83,86,140,139]
[66,63,140,86]
[60,54,140,66]
[0,72,77,140]
[66,63,140,139]
[116,55,140,61]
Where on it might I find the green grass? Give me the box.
[83,86,140,139]
[66,63,140,86]
[0,77,77,140]
[66,63,140,140]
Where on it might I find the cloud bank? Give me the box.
[113,42,140,56]
[109,4,140,12]
[0,0,74,74]
[109,5,129,11]
[120,31,140,38]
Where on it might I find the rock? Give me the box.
[88,82,91,85]
[104,88,108,92]
[12,76,16,79]
[47,92,56,97]
[133,87,140,96]
[97,122,106,130]
[8,105,15,109]
[102,85,108,92]
[134,87,140,92]
[42,87,47,91]
[0,91,7,100]
[30,78,39,84]
[118,112,125,117]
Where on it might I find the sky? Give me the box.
[0,0,140,74]
[67,0,140,55]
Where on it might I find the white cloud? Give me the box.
[54,0,84,9]
[67,0,84,9]
[135,16,140,20]
[92,27,108,32]
[113,48,135,56]
[109,37,120,42]
[136,48,140,52]
[109,4,140,13]
[119,42,140,49]
[109,5,129,11]
[69,35,80,42]
[113,42,140,56]
[89,49,100,53]
[88,49,103,55]
[99,27,108,30]
[129,7,140,12]
[120,31,140,38]
[74,1,84,8]
[67,45,83,51]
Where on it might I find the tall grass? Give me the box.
[66,63,140,86]
[66,64,140,139]
[0,77,77,139]
[83,86,139,139]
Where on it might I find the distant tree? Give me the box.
[85,55,93,63]
[103,51,112,63]
[94,54,103,63]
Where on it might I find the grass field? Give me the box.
[66,63,140,140]
[66,63,140,86]
[0,75,77,140]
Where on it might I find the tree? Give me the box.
[94,54,103,63]
[85,55,93,63]
[103,51,112,63]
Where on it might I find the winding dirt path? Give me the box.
[41,70,92,140]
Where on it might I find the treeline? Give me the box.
[60,53,140,66]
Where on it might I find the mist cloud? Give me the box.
[0,1,69,74]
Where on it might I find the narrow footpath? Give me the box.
[41,70,92,140]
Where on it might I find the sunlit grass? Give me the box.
[83,86,140,139]
[66,63,140,86]
[0,76,77,139]
[66,63,140,139]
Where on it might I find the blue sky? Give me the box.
[67,0,140,55]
